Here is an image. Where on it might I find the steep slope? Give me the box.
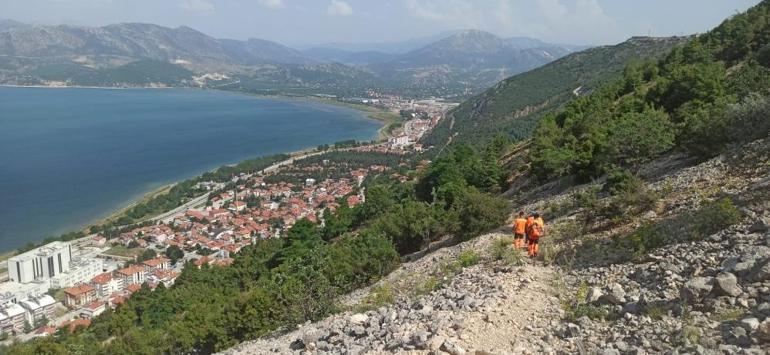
[422,36,687,147]
[370,30,581,96]
[222,121,770,355]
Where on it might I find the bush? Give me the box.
[727,93,770,143]
[619,197,741,257]
[599,169,659,221]
[457,249,480,267]
[452,189,510,239]
[489,237,524,266]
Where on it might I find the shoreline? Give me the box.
[1,86,389,255]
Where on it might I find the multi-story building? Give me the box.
[115,265,146,286]
[63,284,96,308]
[89,272,124,298]
[0,303,26,335]
[141,257,170,273]
[7,241,71,284]
[19,295,56,326]
[49,258,103,289]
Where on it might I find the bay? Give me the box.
[0,87,381,251]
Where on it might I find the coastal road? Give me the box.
[149,192,211,224]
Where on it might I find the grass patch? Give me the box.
[644,305,667,320]
[562,282,612,322]
[617,197,741,258]
[103,245,144,258]
[712,307,745,322]
[354,283,396,312]
[457,249,480,267]
[489,237,524,266]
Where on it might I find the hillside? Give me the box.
[422,36,687,147]
[225,135,770,355]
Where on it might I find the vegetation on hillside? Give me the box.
[422,36,687,148]
[530,1,770,182]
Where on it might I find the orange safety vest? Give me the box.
[513,218,527,234]
[530,218,545,239]
[525,216,534,234]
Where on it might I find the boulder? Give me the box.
[349,313,369,326]
[680,277,713,302]
[600,283,626,305]
[440,339,466,355]
[739,317,760,331]
[586,287,603,304]
[752,258,770,282]
[713,272,743,297]
[748,219,769,234]
[758,318,770,342]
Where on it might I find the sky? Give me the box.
[0,0,761,46]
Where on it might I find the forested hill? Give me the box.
[527,0,770,183]
[421,36,687,148]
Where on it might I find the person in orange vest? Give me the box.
[527,212,545,258]
[525,213,535,247]
[512,211,527,249]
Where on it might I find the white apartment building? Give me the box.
[19,295,56,325]
[49,258,103,289]
[0,303,26,335]
[8,241,71,284]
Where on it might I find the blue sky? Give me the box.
[0,0,760,45]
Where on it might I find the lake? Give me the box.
[0,87,381,251]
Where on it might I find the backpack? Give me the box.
[530,223,544,239]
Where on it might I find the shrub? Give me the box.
[619,197,741,257]
[457,249,480,267]
[489,237,524,266]
[600,169,659,221]
[727,93,770,143]
[452,188,510,239]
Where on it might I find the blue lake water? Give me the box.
[0,87,381,251]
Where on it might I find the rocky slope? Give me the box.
[222,136,770,354]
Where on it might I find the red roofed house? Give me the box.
[79,301,106,319]
[229,201,247,212]
[90,272,125,297]
[142,257,171,272]
[64,284,96,308]
[125,284,142,294]
[116,265,147,286]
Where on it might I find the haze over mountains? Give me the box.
[0,20,586,97]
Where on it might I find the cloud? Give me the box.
[179,0,215,14]
[327,0,353,16]
[257,0,284,9]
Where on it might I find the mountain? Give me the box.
[369,30,586,97]
[296,30,465,54]
[0,19,29,32]
[301,47,396,66]
[220,38,314,65]
[0,22,582,96]
[0,22,375,90]
[421,36,688,147]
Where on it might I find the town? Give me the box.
[0,96,453,341]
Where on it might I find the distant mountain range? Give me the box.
[0,21,587,97]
